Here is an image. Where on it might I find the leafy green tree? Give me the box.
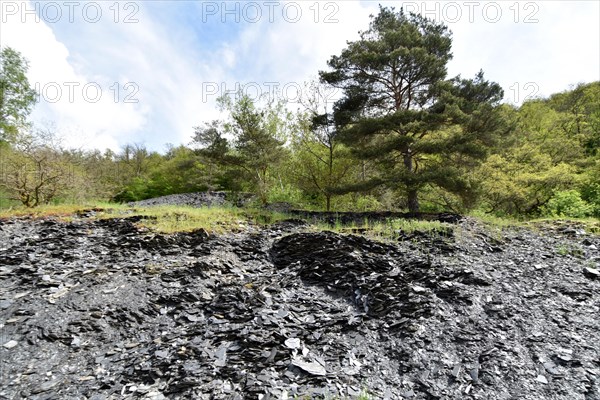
[547,82,600,156]
[0,47,37,142]
[58,148,117,202]
[320,6,506,212]
[116,143,160,180]
[477,150,579,215]
[291,82,356,210]
[475,83,598,216]
[134,145,210,199]
[193,93,288,204]
[111,144,170,201]
[192,120,230,161]
[0,127,69,207]
[191,119,240,191]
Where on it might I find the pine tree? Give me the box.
[320,6,506,212]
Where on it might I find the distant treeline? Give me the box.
[1,8,598,218]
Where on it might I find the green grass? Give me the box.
[555,243,585,258]
[0,202,291,234]
[311,216,449,241]
[0,203,101,219]
[13,202,599,239]
[372,218,447,235]
[0,201,451,238]
[467,209,600,233]
[115,205,249,234]
[119,205,289,234]
[7,201,598,242]
[466,209,523,228]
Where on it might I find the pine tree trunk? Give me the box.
[404,150,420,213]
[407,188,419,213]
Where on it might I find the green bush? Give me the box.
[543,190,593,218]
[581,183,600,217]
[266,183,306,206]
[353,195,382,212]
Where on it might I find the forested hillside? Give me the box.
[1,7,598,219]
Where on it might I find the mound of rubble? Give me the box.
[0,215,599,399]
[129,192,253,208]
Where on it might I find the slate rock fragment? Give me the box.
[291,359,327,376]
[583,267,599,279]
[1,213,599,399]
[2,339,18,349]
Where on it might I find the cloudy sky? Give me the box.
[1,0,598,151]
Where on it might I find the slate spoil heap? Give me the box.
[0,216,599,399]
[129,192,252,208]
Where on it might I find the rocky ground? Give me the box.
[130,192,253,208]
[0,212,599,399]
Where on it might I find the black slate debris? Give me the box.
[0,215,599,399]
[129,191,253,208]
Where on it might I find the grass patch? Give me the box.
[0,202,451,239]
[0,203,101,219]
[467,210,600,234]
[372,218,447,235]
[0,196,458,239]
[116,205,252,234]
[0,202,291,235]
[311,217,449,241]
[243,208,289,226]
[555,243,585,258]
[466,210,523,228]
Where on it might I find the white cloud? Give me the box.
[1,2,149,150]
[231,1,375,86]
[2,0,598,152]
[1,1,223,150]
[408,1,600,101]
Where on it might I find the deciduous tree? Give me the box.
[193,94,288,203]
[0,47,37,142]
[0,127,69,207]
[291,81,355,210]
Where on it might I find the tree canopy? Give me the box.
[0,14,597,218]
[320,6,506,212]
[0,47,37,143]
[192,93,289,204]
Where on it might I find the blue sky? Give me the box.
[2,0,599,151]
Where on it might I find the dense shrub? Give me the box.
[543,190,593,218]
[581,183,600,217]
